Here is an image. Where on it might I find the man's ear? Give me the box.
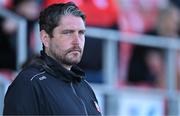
[40,30,50,48]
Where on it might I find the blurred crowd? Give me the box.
[0,0,180,90]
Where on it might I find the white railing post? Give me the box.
[0,7,27,70]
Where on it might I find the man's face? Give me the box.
[46,15,86,66]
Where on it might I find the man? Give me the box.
[3,2,101,115]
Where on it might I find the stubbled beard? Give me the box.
[49,46,82,66]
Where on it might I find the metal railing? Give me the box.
[0,7,27,70]
[86,27,180,115]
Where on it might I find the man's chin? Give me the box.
[64,59,81,66]
[71,60,81,65]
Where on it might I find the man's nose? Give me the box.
[72,33,80,44]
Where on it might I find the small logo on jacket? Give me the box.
[39,76,47,80]
[94,101,101,113]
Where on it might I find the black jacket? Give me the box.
[3,51,101,115]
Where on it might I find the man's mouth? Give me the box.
[67,49,81,55]
[72,49,81,52]
[68,47,81,53]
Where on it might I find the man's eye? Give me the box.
[79,31,85,35]
[63,31,71,34]
[63,31,70,34]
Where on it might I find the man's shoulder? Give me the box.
[15,66,46,83]
[6,66,47,96]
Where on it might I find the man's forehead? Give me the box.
[57,15,85,29]
[59,15,85,24]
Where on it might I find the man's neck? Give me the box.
[62,64,72,71]
[46,51,72,71]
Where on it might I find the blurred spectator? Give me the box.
[127,45,165,88]
[0,0,42,71]
[153,4,180,38]
[117,0,165,85]
[0,16,17,70]
[10,0,42,58]
[145,49,166,88]
[127,3,180,89]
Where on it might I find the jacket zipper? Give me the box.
[70,82,88,116]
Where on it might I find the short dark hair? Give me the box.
[39,2,86,37]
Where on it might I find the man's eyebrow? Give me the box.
[63,29,74,31]
[62,28,85,31]
[61,30,74,33]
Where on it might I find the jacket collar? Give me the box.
[40,51,85,82]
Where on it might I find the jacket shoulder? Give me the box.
[3,66,45,115]
[9,65,46,89]
[17,66,45,81]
